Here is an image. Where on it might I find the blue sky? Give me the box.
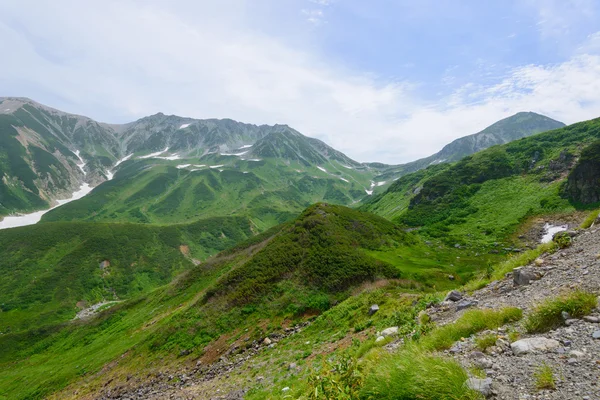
[1,0,600,163]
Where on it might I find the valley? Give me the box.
[0,98,599,400]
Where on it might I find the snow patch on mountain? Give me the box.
[139,147,169,159]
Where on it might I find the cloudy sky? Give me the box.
[1,0,600,163]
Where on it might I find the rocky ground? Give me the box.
[426,225,600,399]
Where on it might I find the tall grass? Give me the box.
[524,290,597,333]
[419,307,522,351]
[580,209,600,229]
[360,349,480,400]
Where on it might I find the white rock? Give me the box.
[375,336,385,343]
[510,337,560,355]
[380,327,399,337]
[466,377,492,397]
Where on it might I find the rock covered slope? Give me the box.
[425,226,600,399]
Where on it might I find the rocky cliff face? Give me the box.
[563,140,600,204]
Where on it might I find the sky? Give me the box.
[1,1,600,163]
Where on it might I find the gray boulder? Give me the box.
[510,337,560,355]
[513,267,541,286]
[466,377,492,397]
[445,290,463,302]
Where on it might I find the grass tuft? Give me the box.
[580,209,600,229]
[475,333,498,351]
[534,363,556,390]
[360,349,480,400]
[524,290,597,333]
[420,307,522,351]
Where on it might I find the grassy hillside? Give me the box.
[363,117,600,247]
[370,112,564,182]
[0,204,496,399]
[41,154,378,229]
[0,216,255,335]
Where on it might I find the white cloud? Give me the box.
[0,1,599,165]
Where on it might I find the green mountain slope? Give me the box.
[371,112,565,181]
[0,203,495,399]
[40,130,379,227]
[0,216,255,335]
[363,117,600,248]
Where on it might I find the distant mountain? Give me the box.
[0,98,565,224]
[372,112,565,181]
[362,116,600,248]
[0,97,120,216]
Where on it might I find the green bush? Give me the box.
[305,354,363,400]
[524,290,597,333]
[552,231,572,249]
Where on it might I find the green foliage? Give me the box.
[552,231,572,249]
[534,363,556,390]
[305,354,363,400]
[359,349,479,400]
[208,204,412,306]
[524,290,597,333]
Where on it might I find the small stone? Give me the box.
[592,331,600,339]
[561,311,571,321]
[282,387,290,392]
[534,258,544,266]
[288,362,297,371]
[448,274,455,281]
[584,316,599,323]
[263,337,272,345]
[565,319,578,326]
[567,358,577,364]
[445,290,463,302]
[466,377,492,397]
[368,304,379,316]
[569,350,584,357]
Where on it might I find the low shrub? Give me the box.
[553,231,572,249]
[524,290,597,333]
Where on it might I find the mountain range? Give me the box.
[0,97,564,227]
[3,97,596,400]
